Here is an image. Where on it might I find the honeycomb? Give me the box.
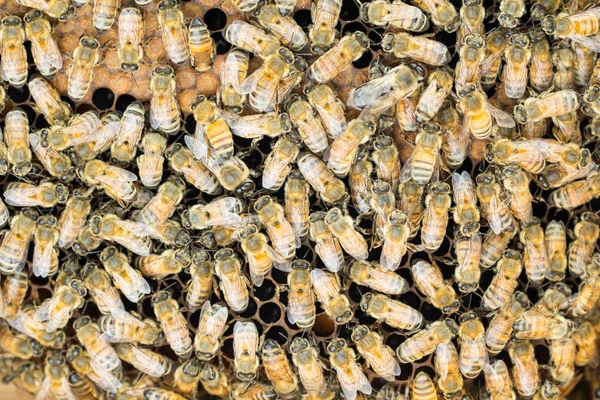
[0,0,599,398]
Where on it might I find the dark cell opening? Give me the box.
[434,236,452,257]
[75,103,97,114]
[400,291,421,310]
[82,301,100,320]
[461,292,481,310]
[355,309,376,325]
[234,136,253,149]
[348,283,364,303]
[342,21,368,35]
[340,0,360,21]
[293,10,312,29]
[271,268,289,284]
[115,94,136,112]
[370,378,388,391]
[19,104,37,124]
[265,326,289,346]
[259,302,281,323]
[534,344,550,364]
[24,42,34,65]
[29,275,49,286]
[242,149,263,169]
[254,279,276,301]
[185,114,196,134]
[239,297,258,318]
[526,286,540,303]
[204,9,227,31]
[92,88,115,110]
[222,338,234,359]
[421,302,443,322]
[212,32,232,55]
[314,313,335,337]
[369,29,384,52]
[36,288,53,302]
[34,115,50,130]
[398,362,412,380]
[141,297,156,318]
[385,334,404,349]
[189,309,201,328]
[479,269,495,292]
[162,280,182,300]
[8,85,29,103]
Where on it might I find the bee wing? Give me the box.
[313,102,346,137]
[93,286,125,314]
[239,64,265,94]
[419,0,442,20]
[112,267,151,302]
[569,34,600,52]
[336,362,373,399]
[31,37,63,71]
[233,321,258,358]
[119,10,142,48]
[185,128,209,161]
[102,165,139,182]
[33,239,54,278]
[114,114,142,148]
[400,146,416,183]
[348,72,397,110]
[19,0,52,14]
[456,59,479,88]
[338,227,369,260]
[480,49,503,77]
[458,233,481,270]
[33,297,54,323]
[129,346,167,377]
[370,345,401,381]
[262,150,292,189]
[314,235,343,272]
[221,51,243,91]
[36,376,51,400]
[265,244,291,272]
[110,307,147,329]
[3,186,44,206]
[228,114,270,139]
[311,269,340,301]
[486,102,515,128]
[436,343,452,381]
[247,254,266,287]
[201,303,228,344]
[487,194,503,235]
[381,233,404,271]
[452,170,477,208]
[88,370,121,393]
[311,0,337,32]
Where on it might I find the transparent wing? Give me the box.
[487,102,516,128]
[4,187,44,206]
[33,239,54,278]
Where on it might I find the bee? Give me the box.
[0,210,37,274]
[327,339,372,399]
[528,28,553,93]
[201,151,251,192]
[186,96,234,160]
[369,137,398,193]
[481,28,510,89]
[348,151,373,215]
[552,46,575,90]
[549,171,600,210]
[184,250,213,312]
[74,111,122,161]
[514,307,572,339]
[572,321,597,366]
[498,0,525,27]
[192,301,228,361]
[255,195,298,260]
[99,307,161,345]
[454,230,482,293]
[458,312,486,379]
[282,170,310,240]
[0,272,28,320]
[68,35,100,100]
[310,268,352,324]
[287,95,328,155]
[136,177,186,227]
[308,31,369,83]
[150,65,180,135]
[262,339,299,399]
[151,290,192,358]
[214,248,249,313]
[46,111,100,151]
[258,4,308,51]
[568,212,600,277]
[4,108,32,176]
[382,32,450,67]
[227,112,291,142]
[187,17,214,72]
[0,323,43,360]
[519,218,548,286]
[0,16,27,87]
[111,101,144,164]
[482,250,522,312]
[370,181,396,247]
[544,220,567,282]
[157,0,189,63]
[16,0,72,19]
[354,326,401,382]
[66,344,121,393]
[29,76,72,125]
[289,338,326,396]
[15,362,45,395]
[455,34,486,92]
[308,0,341,54]
[116,343,173,378]
[486,292,529,355]
[411,371,438,400]
[412,0,459,31]
[91,214,152,256]
[67,372,99,400]
[327,119,376,177]
[38,352,76,400]
[401,124,442,186]
[31,214,59,278]
[457,84,516,138]
[475,171,514,234]
[553,111,581,144]
[118,6,143,72]
[398,179,425,237]
[502,165,533,224]
[549,338,576,384]
[199,363,231,398]
[325,207,368,261]
[233,321,259,381]
[457,0,484,42]
[24,10,62,78]
[415,69,452,123]
[569,256,600,317]
[306,83,346,139]
[485,138,545,174]
[240,224,290,286]
[484,360,515,400]
[350,260,409,296]
[220,48,249,113]
[437,103,469,170]
[81,263,124,315]
[99,246,151,302]
[136,132,167,188]
[173,359,202,397]
[508,339,539,397]
[395,85,420,133]
[435,342,463,398]
[4,181,68,208]
[452,171,480,237]
[284,259,316,329]
[379,209,411,271]
[8,304,65,348]
[93,0,119,31]
[515,89,579,124]
[542,7,600,45]
[360,292,422,331]
[362,0,429,32]
[29,130,74,181]
[55,196,91,250]
[412,260,459,314]
[165,143,219,194]
[224,21,281,59]
[298,152,346,204]
[573,41,596,87]
[74,316,121,374]
[183,197,244,231]
[308,211,344,273]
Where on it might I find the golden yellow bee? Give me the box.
[402,123,443,186]
[348,151,373,215]
[262,339,299,398]
[475,171,515,235]
[411,370,438,400]
[68,35,100,101]
[118,6,143,72]
[451,171,480,237]
[398,179,425,238]
[568,212,599,277]
[82,160,137,205]
[0,210,37,274]
[415,68,452,123]
[224,21,281,59]
[498,0,525,27]
[395,87,420,133]
[233,321,259,381]
[74,315,122,374]
[137,176,186,226]
[111,101,144,164]
[157,0,189,63]
[81,262,124,315]
[281,170,310,240]
[38,352,76,400]
[31,214,58,278]
[481,250,522,312]
[528,28,553,93]
[362,0,429,32]
[325,207,368,261]
[570,257,600,317]
[67,371,99,400]
[199,363,231,398]
[308,211,344,273]
[502,164,534,224]
[0,322,43,360]
[0,16,27,87]
[73,111,121,161]
[519,218,548,286]
[287,95,328,155]
[201,151,251,193]
[549,338,576,384]
[55,196,91,250]
[350,260,408,296]
[382,32,451,66]
[306,83,346,138]
[376,209,409,270]
[455,34,486,92]
[66,344,121,393]
[92,213,152,255]
[573,41,596,87]
[572,321,597,366]
[186,96,234,160]
[17,0,72,19]
[485,138,545,175]
[542,7,600,45]
[4,108,31,176]
[289,337,326,396]
[327,338,372,399]
[173,359,202,397]
[220,48,249,113]
[240,224,289,286]
[458,312,486,379]
[29,76,72,125]
[551,46,575,91]
[412,0,459,31]
[8,304,65,348]
[258,4,308,51]
[255,195,298,260]
[360,292,422,331]
[435,341,463,397]
[327,119,376,177]
[457,83,516,139]
[24,10,62,78]
[454,230,482,293]
[508,339,540,397]
[4,181,68,208]
[485,292,529,355]
[0,272,28,320]
[308,0,342,54]
[419,183,450,251]
[99,246,151,302]
[116,343,173,378]
[298,152,346,204]
[185,250,213,312]
[192,301,228,361]
[308,31,369,83]
[187,17,214,72]
[544,220,567,281]
[14,362,45,395]
[150,65,180,135]
[370,136,398,191]
[99,307,161,345]
[46,111,100,151]
[515,89,579,124]
[549,171,600,210]
[165,143,220,194]
[514,307,572,340]
[411,260,458,314]
[152,290,192,358]
[29,130,74,181]
[311,268,352,324]
[93,0,119,31]
[260,136,299,192]
[184,196,244,231]
[484,360,515,400]
[138,247,191,278]
[138,131,167,188]
[370,181,395,244]
[481,28,510,89]
[458,0,484,41]
[285,260,316,329]
[352,325,400,382]
[214,248,249,313]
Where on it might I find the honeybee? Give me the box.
[455,34,486,92]
[38,352,76,400]
[151,290,192,358]
[454,230,482,293]
[29,130,74,181]
[515,89,579,124]
[348,151,373,215]
[519,218,548,286]
[350,325,400,382]
[482,250,522,312]
[136,132,166,188]
[15,362,45,395]
[157,0,189,63]
[8,304,65,348]
[282,170,310,240]
[240,224,290,287]
[308,0,341,54]
[81,263,124,315]
[201,151,251,192]
[17,0,72,19]
[572,321,597,366]
[548,171,600,210]
[284,260,316,329]
[55,197,90,250]
[262,339,299,398]
[305,83,346,138]
[258,4,308,51]
[457,312,486,379]
[136,177,185,227]
[99,246,151,302]
[308,31,369,83]
[457,84,516,138]
[4,182,68,208]
[185,96,234,160]
[481,28,510,89]
[191,301,228,361]
[4,109,32,176]
[141,388,189,400]
[298,153,346,205]
[199,363,231,398]
[310,269,352,324]
[325,207,368,261]
[0,16,27,87]
[401,124,442,186]
[99,307,160,345]
[287,96,328,155]
[116,343,173,378]
[452,171,480,237]
[31,214,58,278]
[573,41,596,88]
[74,111,122,161]
[568,212,599,277]
[308,211,344,273]
[233,321,259,381]
[548,338,576,384]
[181,250,212,312]
[498,0,525,27]
[415,69,452,123]
[224,21,281,59]
[255,195,298,260]
[81,161,136,207]
[412,260,458,314]
[165,143,219,194]
[220,48,249,113]
[485,139,545,174]
[46,111,100,151]
[214,248,249,313]
[379,209,411,271]
[434,341,463,398]
[67,372,99,400]
[183,197,244,231]
[150,65,180,135]
[289,337,326,396]
[0,210,37,274]
[0,323,43,360]
[551,46,575,91]
[327,339,372,399]
[350,260,409,296]
[92,0,119,31]
[227,111,291,141]
[92,214,151,256]
[484,360,515,400]
[29,76,72,125]
[68,35,100,101]
[74,316,121,374]
[542,7,600,48]
[118,6,143,72]
[502,165,533,224]
[569,257,600,317]
[508,339,539,397]
[360,292,422,331]
[111,101,144,164]
[24,10,62,78]
[410,371,438,400]
[328,119,376,177]
[186,17,214,72]
[398,179,425,237]
[66,344,121,393]
[173,359,202,397]
[396,86,420,133]
[475,171,514,235]
[0,272,28,320]
[544,220,568,281]
[528,29,553,93]
[485,292,529,355]
[362,0,429,32]
[382,32,451,66]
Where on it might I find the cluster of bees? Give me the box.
[1,0,600,398]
